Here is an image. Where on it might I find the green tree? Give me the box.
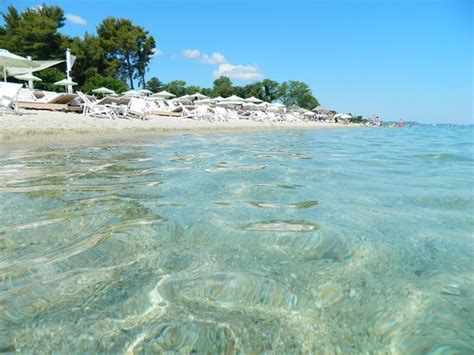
[82,75,128,94]
[186,85,201,95]
[145,77,164,93]
[243,79,280,102]
[243,82,264,99]
[164,80,186,96]
[97,17,155,89]
[212,76,233,97]
[278,81,319,109]
[34,67,66,92]
[0,4,66,59]
[67,34,113,87]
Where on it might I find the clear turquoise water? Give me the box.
[0,126,473,353]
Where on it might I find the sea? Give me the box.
[0,125,472,353]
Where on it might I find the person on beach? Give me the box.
[398,119,404,128]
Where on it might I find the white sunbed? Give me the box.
[127,98,149,120]
[77,91,117,119]
[0,82,23,114]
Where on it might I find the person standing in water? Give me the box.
[398,119,404,128]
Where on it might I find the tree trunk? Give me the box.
[125,55,134,89]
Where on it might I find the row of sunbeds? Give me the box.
[1,84,342,124]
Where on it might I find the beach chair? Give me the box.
[127,98,149,120]
[180,104,197,120]
[18,88,38,103]
[77,91,117,119]
[0,82,22,115]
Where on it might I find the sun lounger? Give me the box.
[18,90,81,111]
[77,91,117,119]
[0,82,22,114]
[127,98,150,120]
[18,88,38,103]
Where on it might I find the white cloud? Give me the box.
[183,48,263,81]
[65,14,87,25]
[183,49,201,59]
[202,52,226,64]
[152,48,163,57]
[183,49,226,64]
[213,63,264,81]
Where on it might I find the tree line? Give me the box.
[0,4,320,109]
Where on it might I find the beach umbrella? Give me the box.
[54,78,78,86]
[92,87,115,95]
[223,95,246,102]
[195,98,212,103]
[14,73,42,82]
[189,93,209,100]
[245,96,263,104]
[211,96,224,101]
[151,90,176,99]
[138,89,153,96]
[53,78,78,92]
[0,49,40,82]
[174,94,193,103]
[122,89,143,97]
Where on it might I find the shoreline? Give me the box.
[0,110,361,144]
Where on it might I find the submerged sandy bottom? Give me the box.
[0,110,348,143]
[0,126,472,353]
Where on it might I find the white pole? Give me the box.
[26,56,34,89]
[66,48,72,94]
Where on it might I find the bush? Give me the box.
[34,68,66,92]
[81,75,129,94]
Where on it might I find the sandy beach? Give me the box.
[0,110,355,143]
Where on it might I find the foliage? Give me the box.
[67,34,112,87]
[97,17,155,89]
[164,80,187,97]
[212,76,233,97]
[145,77,164,93]
[34,67,66,92]
[278,81,319,109]
[81,75,128,94]
[0,4,65,59]
[186,85,201,95]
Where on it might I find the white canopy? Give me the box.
[194,99,213,104]
[0,49,40,82]
[211,96,224,101]
[173,94,193,102]
[92,87,115,95]
[122,90,143,97]
[6,59,63,76]
[138,89,153,96]
[189,93,209,100]
[151,90,176,98]
[245,96,263,103]
[54,78,77,86]
[14,73,42,82]
[223,95,246,102]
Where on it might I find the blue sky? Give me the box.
[3,0,473,123]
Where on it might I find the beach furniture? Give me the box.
[17,90,81,111]
[0,82,22,114]
[126,98,149,120]
[77,91,117,119]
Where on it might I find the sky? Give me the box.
[2,0,473,123]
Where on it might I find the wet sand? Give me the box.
[0,110,356,143]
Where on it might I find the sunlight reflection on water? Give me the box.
[0,127,473,353]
